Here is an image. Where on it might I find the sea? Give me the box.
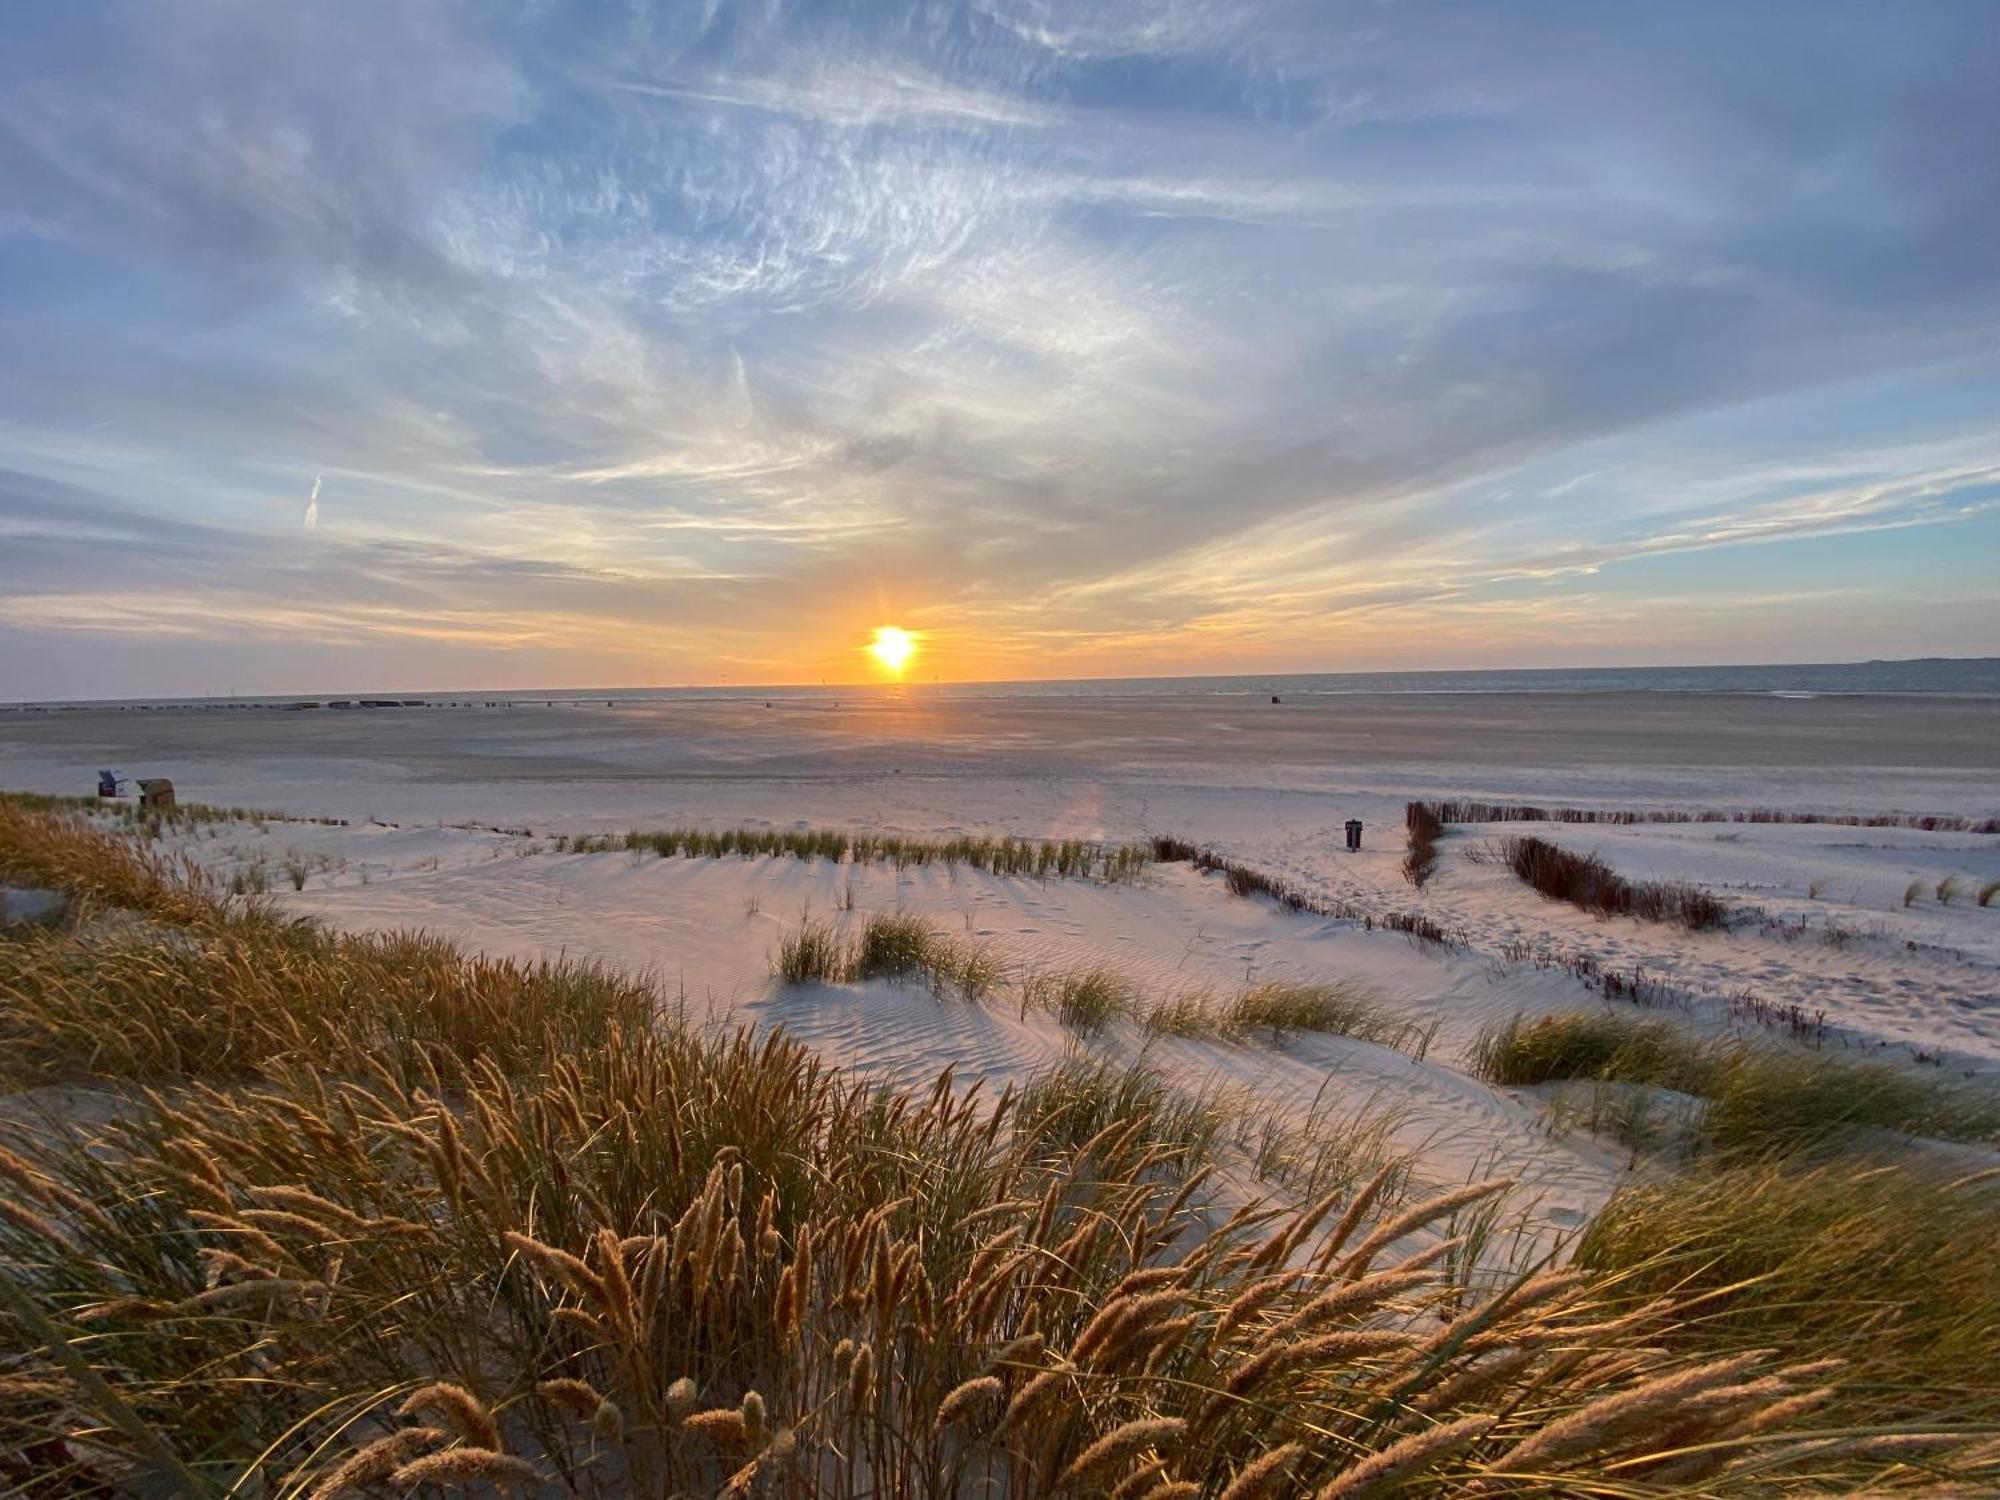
[870,659,2000,702]
[9,658,1998,711]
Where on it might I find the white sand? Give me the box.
[4,691,1996,1249]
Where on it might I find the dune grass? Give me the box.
[1020,965,1136,1034]
[564,825,1152,882]
[1471,1011,2000,1154]
[1012,1055,1232,1164]
[1417,798,2000,834]
[10,1022,1897,1497]
[1402,800,1444,888]
[1470,1012,1711,1093]
[1140,988,1220,1039]
[1150,837,1459,945]
[774,921,1431,1052]
[853,909,946,980]
[4,797,1998,1493]
[772,912,999,1001]
[1234,1088,1418,1210]
[0,798,230,928]
[1700,1049,2000,1155]
[1146,981,1441,1058]
[775,918,852,984]
[1499,835,1730,930]
[0,790,342,839]
[1223,981,1408,1045]
[766,900,1434,1067]
[1576,1157,2000,1423]
[1,917,651,1093]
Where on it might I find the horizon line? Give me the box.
[5,654,1997,709]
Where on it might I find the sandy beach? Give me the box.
[6,690,1995,1255]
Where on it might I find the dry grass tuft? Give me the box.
[771,912,999,1000]
[1402,801,1444,888]
[1498,835,1729,930]
[1141,988,1222,1038]
[775,918,852,985]
[1023,965,1137,1033]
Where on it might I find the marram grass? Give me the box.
[1496,835,1729,931]
[774,912,1438,1058]
[1576,1156,2000,1422]
[1470,1010,2000,1154]
[772,912,999,1001]
[561,823,1153,882]
[2,796,1997,1495]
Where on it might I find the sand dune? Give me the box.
[7,690,1993,1259]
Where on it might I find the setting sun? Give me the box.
[867,625,917,675]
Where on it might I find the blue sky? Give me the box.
[2,0,1996,696]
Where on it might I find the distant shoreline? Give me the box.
[5,656,1998,712]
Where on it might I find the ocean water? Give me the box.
[16,658,1996,711]
[897,659,2000,701]
[469,657,2000,704]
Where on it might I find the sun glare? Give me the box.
[867,625,917,675]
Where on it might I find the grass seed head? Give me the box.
[390,1448,539,1488]
[1060,1418,1188,1487]
[396,1383,502,1452]
[686,1408,749,1447]
[536,1377,603,1422]
[936,1375,1005,1430]
[1312,1413,1497,1500]
[306,1427,446,1500]
[740,1389,768,1447]
[1217,1442,1305,1500]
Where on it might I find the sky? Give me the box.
[2,0,1998,698]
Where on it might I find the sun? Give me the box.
[867,625,917,675]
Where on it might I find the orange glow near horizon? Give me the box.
[867,625,918,676]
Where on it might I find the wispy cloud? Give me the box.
[1,0,1996,696]
[590,60,1057,130]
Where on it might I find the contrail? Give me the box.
[304,472,321,531]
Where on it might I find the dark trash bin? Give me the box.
[1345,819,1363,851]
